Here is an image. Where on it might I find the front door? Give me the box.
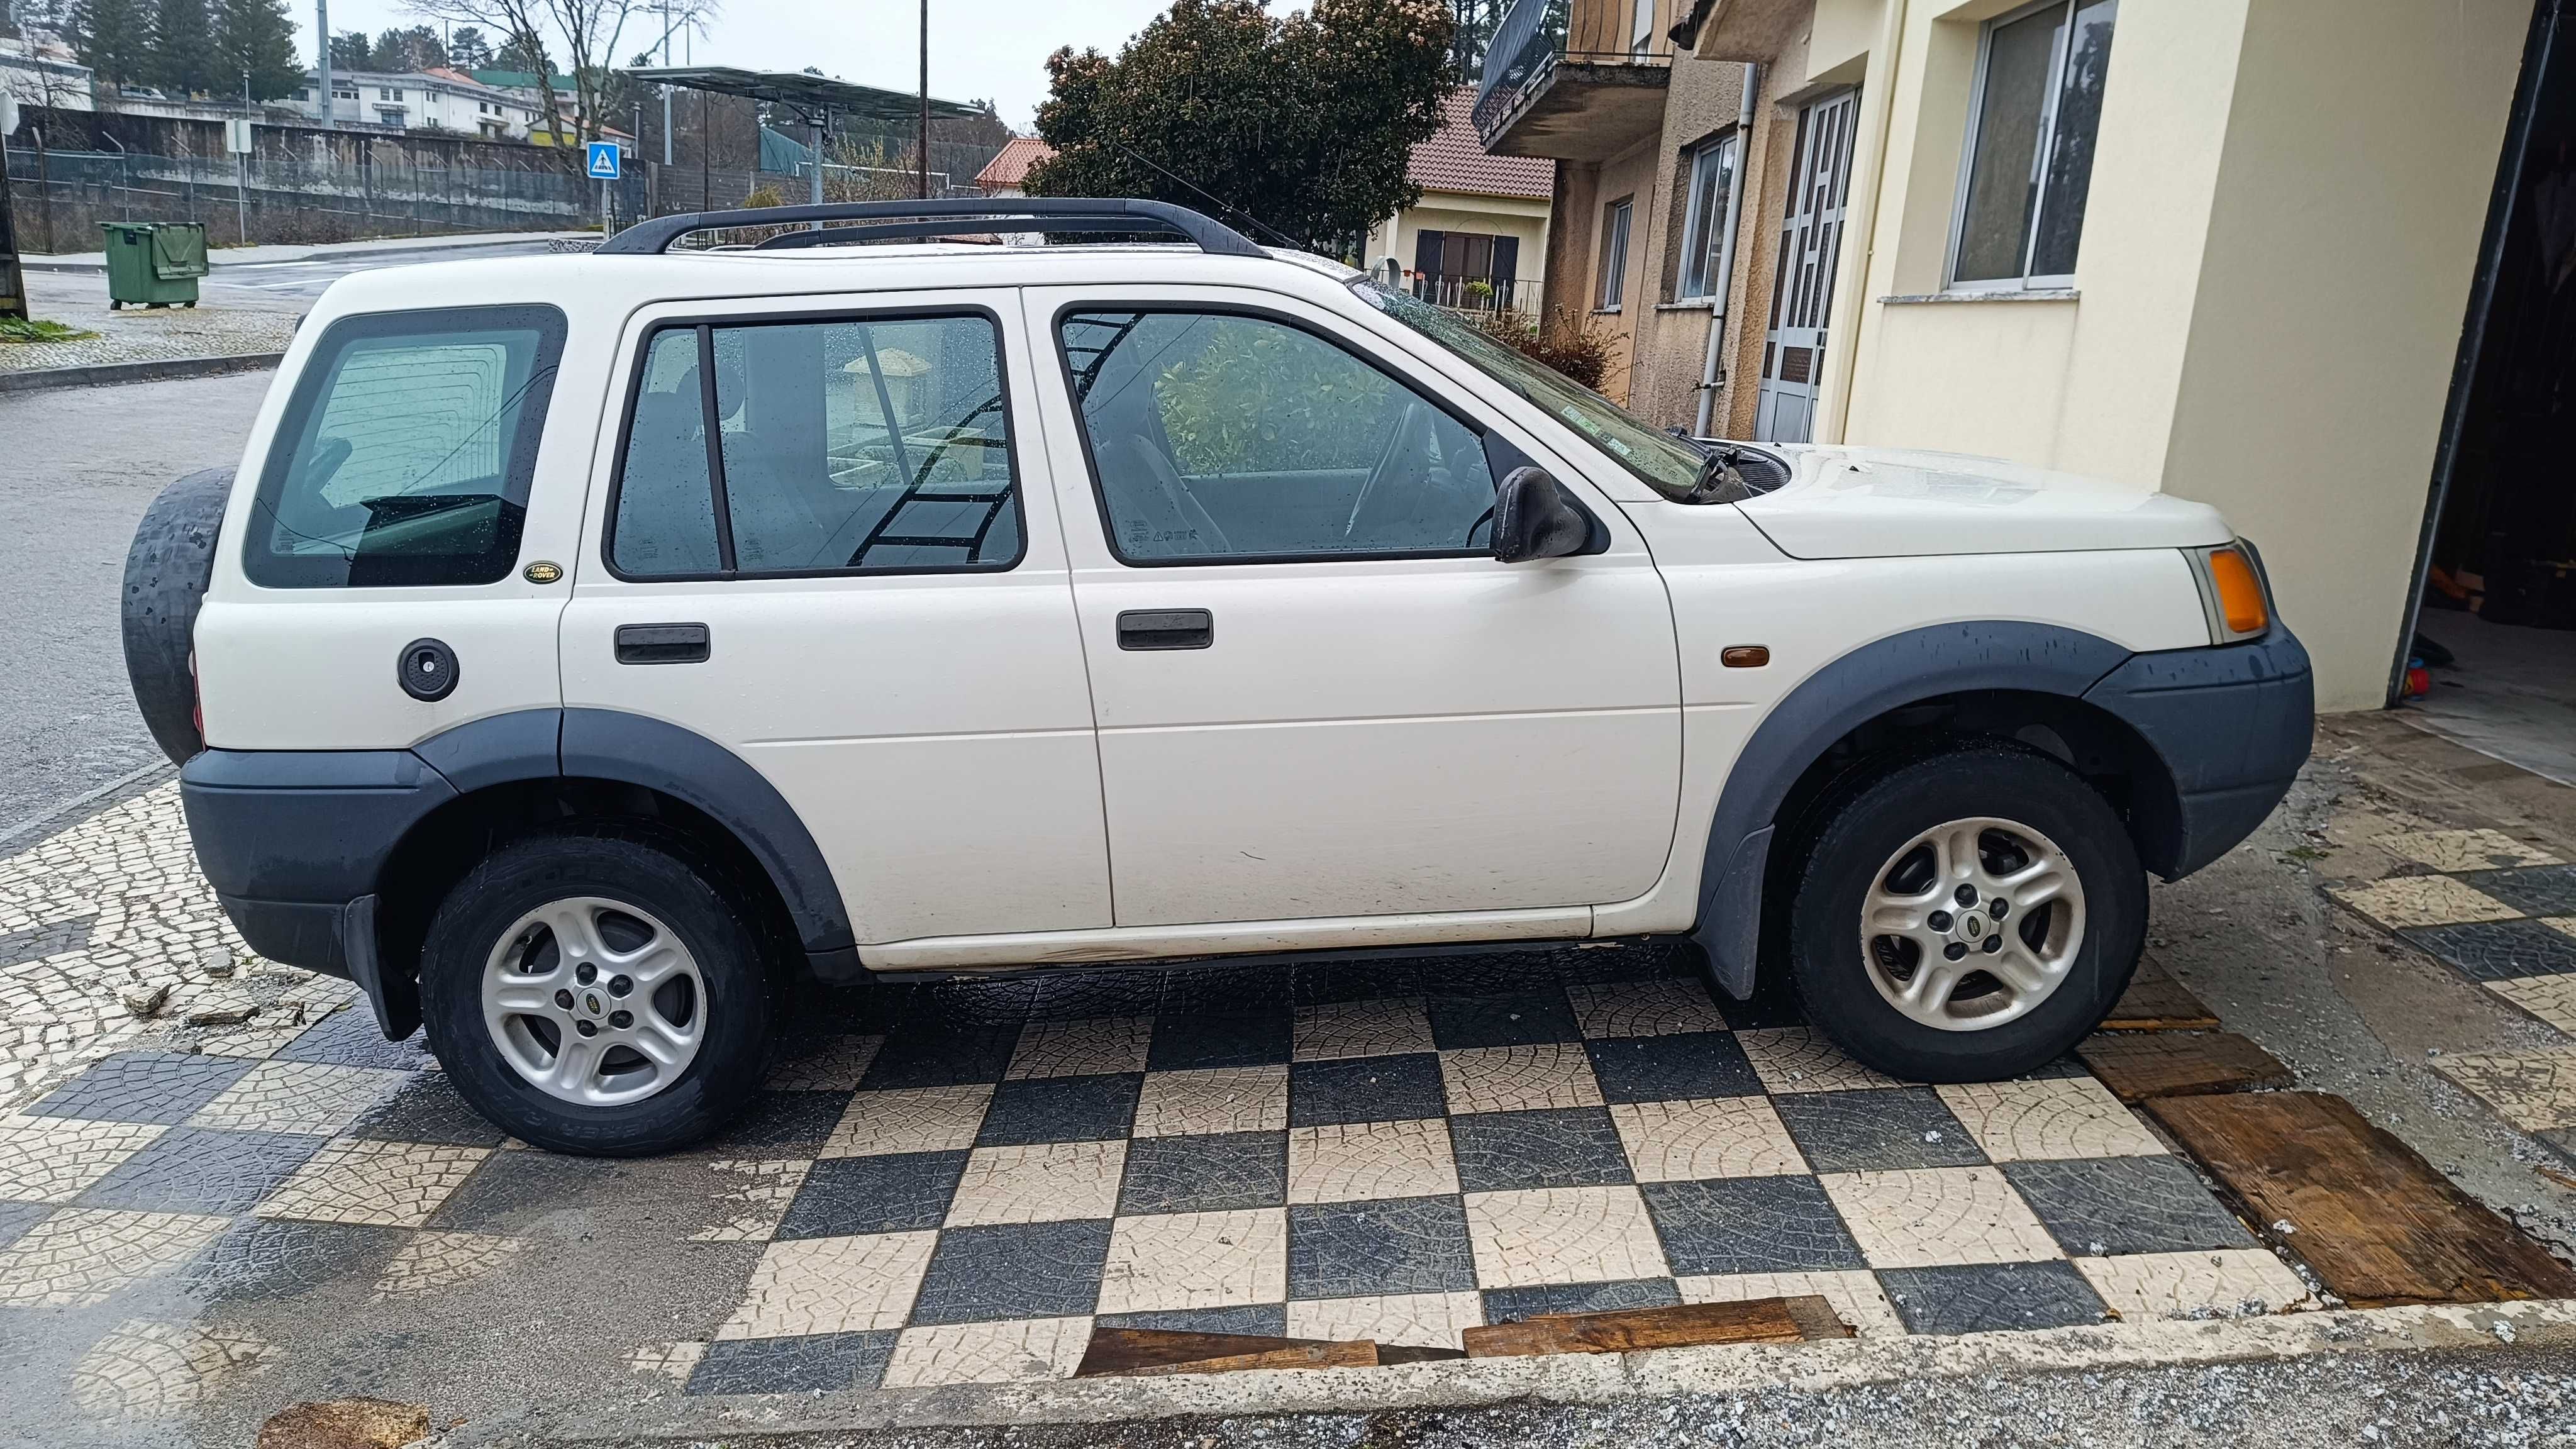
[1025,286,1682,929]
[560,291,1111,947]
[1757,89,1859,443]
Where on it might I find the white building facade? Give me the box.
[287,69,540,140]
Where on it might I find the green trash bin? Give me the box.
[101,222,208,309]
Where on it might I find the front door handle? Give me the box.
[1116,608,1213,651]
[615,622,711,665]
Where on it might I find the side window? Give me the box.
[608,312,1021,579]
[244,305,564,588]
[1058,310,1498,564]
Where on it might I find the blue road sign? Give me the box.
[586,142,622,180]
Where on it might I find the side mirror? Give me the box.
[1491,466,1589,563]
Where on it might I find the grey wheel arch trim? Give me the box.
[1687,622,2135,999]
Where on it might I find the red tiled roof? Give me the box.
[1406,89,1553,201]
[977,135,1056,189]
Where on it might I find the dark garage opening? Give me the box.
[2405,0,2576,783]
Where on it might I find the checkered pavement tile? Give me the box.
[2487,974,2576,1036]
[1679,1269,1906,1337]
[2075,1248,2316,1320]
[1935,1077,2165,1162]
[0,1115,169,1203]
[2461,865,2576,918]
[1773,1089,1985,1173]
[256,1138,488,1227]
[2433,1046,2576,1133]
[2400,919,2576,983]
[26,1052,252,1125]
[2372,828,2560,874]
[75,1126,325,1214]
[689,1330,896,1395]
[2331,875,2520,930]
[1877,1260,2108,1333]
[2002,1155,2257,1257]
[1822,1167,2063,1269]
[187,1060,406,1136]
[1287,1119,1453,1203]
[1292,997,1435,1062]
[0,1207,228,1306]
[1124,1131,1289,1213]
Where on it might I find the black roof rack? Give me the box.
[594,198,1268,259]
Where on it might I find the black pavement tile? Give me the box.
[1773,1089,1987,1173]
[860,1021,1022,1089]
[1482,1277,1681,1323]
[1640,1177,1867,1275]
[275,1008,436,1072]
[346,1071,508,1148]
[1427,991,1580,1050]
[1148,1012,1292,1072]
[977,1074,1141,1146]
[77,1127,326,1214]
[1029,970,1165,1021]
[1287,1194,1477,1299]
[686,1331,896,1395]
[1116,1131,1289,1215]
[0,913,96,970]
[911,1218,1114,1324]
[1878,1261,2108,1334]
[425,1149,637,1231]
[777,1152,970,1239]
[703,1091,852,1154]
[182,1219,408,1304]
[2003,1156,2258,1257]
[2400,919,2576,981]
[1549,942,1704,989]
[2462,865,2576,918]
[1584,1033,1762,1103]
[1414,955,1562,1001]
[1096,1303,1291,1336]
[1289,1054,1448,1127]
[1158,967,1297,1016]
[0,1201,50,1252]
[1292,961,1423,1006]
[27,1052,252,1126]
[1714,976,1804,1030]
[903,978,1040,1027]
[1448,1108,1631,1193]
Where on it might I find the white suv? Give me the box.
[124,200,2312,1155]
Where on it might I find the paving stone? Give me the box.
[0,1206,227,1306]
[0,1200,50,1251]
[1736,1027,1911,1092]
[909,1219,1113,1325]
[1100,1302,1291,1337]
[765,1033,886,1092]
[1936,1077,2166,1162]
[1463,1184,1668,1288]
[0,1115,167,1203]
[1119,1131,1288,1214]
[258,1139,489,1227]
[1438,1043,1604,1114]
[704,1091,852,1154]
[76,1126,325,1214]
[1822,1167,2064,1269]
[2074,1248,2315,1320]
[1007,1017,1152,1079]
[1611,1097,1808,1182]
[1774,1089,1987,1173]
[1480,1277,1680,1323]
[1289,960,1423,1006]
[370,1230,530,1299]
[858,1021,1020,1090]
[1289,1053,1448,1126]
[821,1084,992,1157]
[1678,1269,1908,1338]
[1157,967,1298,1017]
[687,1330,897,1395]
[2003,1155,2259,1257]
[1292,997,1435,1062]
[2432,1046,2576,1132]
[1426,990,1581,1050]
[2329,875,2520,930]
[2404,918,2576,984]
[945,1140,1124,1226]
[1030,971,1165,1021]
[1146,1011,1293,1072]
[2461,865,2576,918]
[2488,974,2576,1036]
[1564,979,1732,1039]
[187,1060,405,1136]
[1877,1260,2109,1333]
[694,1159,811,1242]
[1097,1206,1287,1313]
[26,1052,252,1125]
[1284,1290,1480,1348]
[1287,1194,1477,1299]
[1639,1176,1868,1275]
[975,1074,1141,1146]
[182,1219,408,1304]
[884,1315,1091,1386]
[1286,1119,1457,1204]
[421,1146,630,1231]
[721,1231,938,1338]
[2372,828,2560,873]
[275,1008,436,1072]
[1583,1032,1763,1103]
[1448,1107,1631,1193]
[69,1317,267,1419]
[345,1072,509,1148]
[778,1152,970,1239]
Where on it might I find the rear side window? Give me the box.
[244,306,564,588]
[608,312,1022,579]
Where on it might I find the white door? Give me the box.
[1024,287,1682,929]
[560,292,1111,946]
[1756,89,1858,444]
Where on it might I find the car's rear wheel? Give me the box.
[420,829,775,1155]
[1784,744,2144,1082]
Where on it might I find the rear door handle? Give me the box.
[1116,608,1213,651]
[614,622,711,665]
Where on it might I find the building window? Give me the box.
[1631,0,1657,57]
[1675,134,1739,303]
[1411,230,1521,311]
[1951,0,2118,289]
[1597,197,1634,311]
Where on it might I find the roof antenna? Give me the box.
[1109,143,1304,251]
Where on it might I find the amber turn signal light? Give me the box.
[1721,645,1770,668]
[2208,547,2268,636]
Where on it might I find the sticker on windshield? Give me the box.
[1558,405,1604,436]
[1604,437,1633,457]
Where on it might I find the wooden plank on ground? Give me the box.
[1461,1296,1845,1358]
[2077,1031,2292,1102]
[2149,1091,2576,1306]
[2099,957,2221,1031]
[1119,1341,1380,1376]
[1076,1328,1348,1377]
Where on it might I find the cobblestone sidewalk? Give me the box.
[0,271,299,374]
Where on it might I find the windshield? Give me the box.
[1349,278,1707,499]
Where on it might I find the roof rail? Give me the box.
[594,197,1269,258]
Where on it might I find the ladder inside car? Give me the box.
[844,391,1014,567]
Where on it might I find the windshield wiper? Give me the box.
[1683,443,1754,504]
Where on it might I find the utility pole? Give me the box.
[238,69,253,246]
[1,87,26,322]
[916,0,928,200]
[316,0,334,130]
[660,0,672,166]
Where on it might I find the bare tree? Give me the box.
[406,0,713,166]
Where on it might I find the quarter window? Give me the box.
[244,305,564,588]
[1598,197,1634,310]
[1675,135,1738,303]
[1951,0,2118,289]
[608,313,1021,579]
[1058,310,1499,564]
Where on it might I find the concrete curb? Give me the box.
[434,1298,2576,1446]
[0,351,283,394]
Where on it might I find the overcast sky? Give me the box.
[293,1,1201,130]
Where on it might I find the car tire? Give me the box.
[1784,743,2145,1082]
[121,467,235,765]
[419,828,776,1156]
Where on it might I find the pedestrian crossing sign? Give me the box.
[586,142,622,180]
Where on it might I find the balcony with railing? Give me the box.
[1471,0,1673,160]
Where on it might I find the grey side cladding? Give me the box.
[1688,623,2134,999]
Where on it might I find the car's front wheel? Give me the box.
[419,829,775,1155]
[1785,744,2145,1082]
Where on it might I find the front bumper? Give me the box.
[2082,623,2315,879]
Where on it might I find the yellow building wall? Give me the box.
[1367,192,1555,314]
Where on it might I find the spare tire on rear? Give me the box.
[122,467,233,766]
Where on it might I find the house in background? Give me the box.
[287,67,541,138]
[975,135,1054,196]
[1367,89,1553,314]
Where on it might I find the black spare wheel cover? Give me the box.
[122,467,234,765]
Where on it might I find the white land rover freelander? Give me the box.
[122,200,2312,1155]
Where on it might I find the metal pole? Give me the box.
[0,127,26,321]
[660,0,673,166]
[316,0,334,131]
[238,70,252,245]
[1694,62,1758,438]
[916,0,929,200]
[808,112,823,229]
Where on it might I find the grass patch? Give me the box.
[0,316,100,345]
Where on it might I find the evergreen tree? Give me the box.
[373,23,443,73]
[447,24,492,69]
[147,0,212,95]
[327,28,370,72]
[210,0,301,101]
[492,30,548,76]
[69,0,158,89]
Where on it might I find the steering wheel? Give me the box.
[1344,400,1430,542]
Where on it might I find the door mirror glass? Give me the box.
[1491,466,1589,563]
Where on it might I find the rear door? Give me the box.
[559,290,1111,947]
